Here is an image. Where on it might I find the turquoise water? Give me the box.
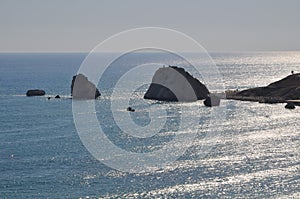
[0,52,299,198]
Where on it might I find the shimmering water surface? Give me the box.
[0,52,299,198]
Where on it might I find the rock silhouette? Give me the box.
[26,89,46,96]
[71,74,101,99]
[127,107,135,112]
[144,66,209,102]
[204,95,221,107]
[285,102,295,109]
[228,73,300,102]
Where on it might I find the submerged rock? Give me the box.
[127,107,135,112]
[204,95,221,107]
[26,89,46,96]
[71,74,101,99]
[144,66,209,102]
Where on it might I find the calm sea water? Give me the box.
[0,52,299,198]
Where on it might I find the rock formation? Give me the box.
[228,73,300,103]
[127,107,135,112]
[204,95,221,107]
[26,89,46,96]
[71,74,101,99]
[144,66,209,102]
[285,102,295,109]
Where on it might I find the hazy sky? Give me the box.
[1,0,300,52]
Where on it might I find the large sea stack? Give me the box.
[71,74,101,99]
[144,66,209,102]
[231,73,300,102]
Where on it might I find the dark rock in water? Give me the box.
[204,95,221,107]
[47,97,51,100]
[127,107,135,112]
[26,89,46,96]
[71,74,101,99]
[234,73,300,101]
[285,102,295,109]
[55,95,60,99]
[144,66,209,102]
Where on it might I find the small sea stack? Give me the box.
[285,102,295,109]
[71,74,101,99]
[26,89,46,96]
[204,95,221,107]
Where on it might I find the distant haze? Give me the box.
[1,0,300,52]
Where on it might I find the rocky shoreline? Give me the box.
[225,90,286,103]
[225,91,300,107]
[225,73,300,106]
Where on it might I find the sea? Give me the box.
[0,51,299,198]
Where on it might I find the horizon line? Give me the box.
[1,50,300,54]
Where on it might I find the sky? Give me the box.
[1,0,300,52]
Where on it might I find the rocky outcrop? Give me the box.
[127,107,135,112]
[71,74,101,99]
[285,102,295,109]
[228,73,300,103]
[144,66,209,102]
[204,95,221,107]
[26,89,46,96]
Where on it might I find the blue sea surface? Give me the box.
[0,52,299,198]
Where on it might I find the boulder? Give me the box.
[55,95,60,99]
[204,95,221,107]
[26,89,46,96]
[144,66,209,102]
[71,74,101,99]
[285,102,295,109]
